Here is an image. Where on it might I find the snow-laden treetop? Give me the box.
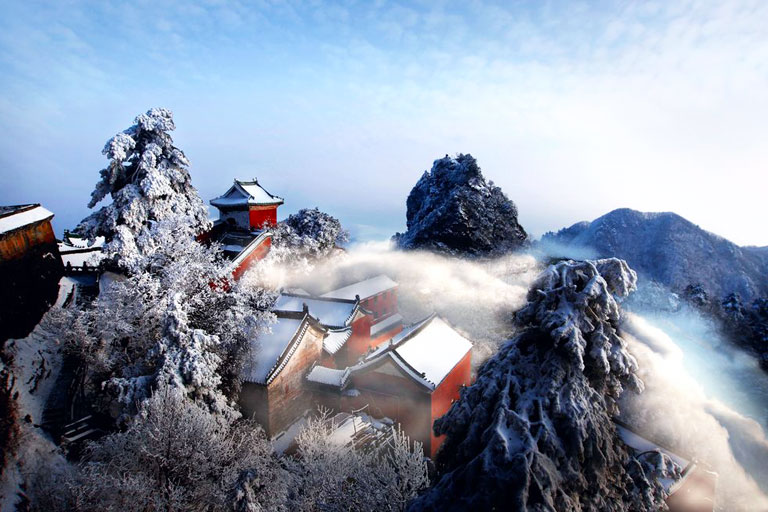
[77,108,210,271]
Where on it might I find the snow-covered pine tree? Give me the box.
[271,208,348,257]
[77,108,210,271]
[409,258,678,511]
[59,216,275,423]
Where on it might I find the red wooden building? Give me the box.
[307,314,473,458]
[241,272,473,457]
[273,293,375,367]
[0,204,63,341]
[208,179,282,279]
[239,309,327,437]
[210,178,283,230]
[0,204,56,262]
[321,275,403,359]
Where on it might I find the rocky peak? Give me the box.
[394,154,527,256]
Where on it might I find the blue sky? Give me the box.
[1,0,767,244]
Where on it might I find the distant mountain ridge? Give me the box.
[543,208,768,303]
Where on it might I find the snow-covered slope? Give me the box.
[410,258,675,511]
[543,208,768,303]
[393,154,527,256]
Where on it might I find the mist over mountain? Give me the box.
[393,154,527,256]
[543,208,768,303]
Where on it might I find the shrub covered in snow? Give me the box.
[59,390,287,512]
[288,410,429,511]
[77,108,210,271]
[270,207,348,262]
[267,208,349,273]
[409,258,674,511]
[393,154,527,256]
[719,293,768,369]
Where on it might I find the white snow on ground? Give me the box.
[0,311,68,510]
[0,206,53,234]
[55,277,77,307]
[271,413,310,454]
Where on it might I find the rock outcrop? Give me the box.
[394,154,527,256]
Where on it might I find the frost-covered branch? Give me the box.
[289,410,429,511]
[77,108,210,270]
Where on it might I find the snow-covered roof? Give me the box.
[320,275,398,300]
[392,316,472,389]
[60,234,105,250]
[243,316,305,384]
[60,248,105,268]
[616,423,689,469]
[0,204,53,235]
[323,327,353,355]
[365,317,430,361]
[210,179,284,208]
[306,365,350,387]
[370,313,404,338]
[228,231,271,269]
[275,293,359,328]
[363,315,472,390]
[283,287,311,296]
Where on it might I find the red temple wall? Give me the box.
[249,206,278,229]
[361,288,398,320]
[429,350,472,458]
[232,237,272,280]
[344,371,433,453]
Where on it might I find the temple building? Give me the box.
[0,204,56,262]
[239,309,328,437]
[0,204,63,341]
[321,275,404,357]
[208,179,283,279]
[273,293,374,368]
[307,314,472,458]
[240,273,474,459]
[210,178,283,230]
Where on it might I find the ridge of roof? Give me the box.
[0,204,55,235]
[210,178,284,208]
[0,204,39,218]
[320,274,398,300]
[227,230,272,270]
